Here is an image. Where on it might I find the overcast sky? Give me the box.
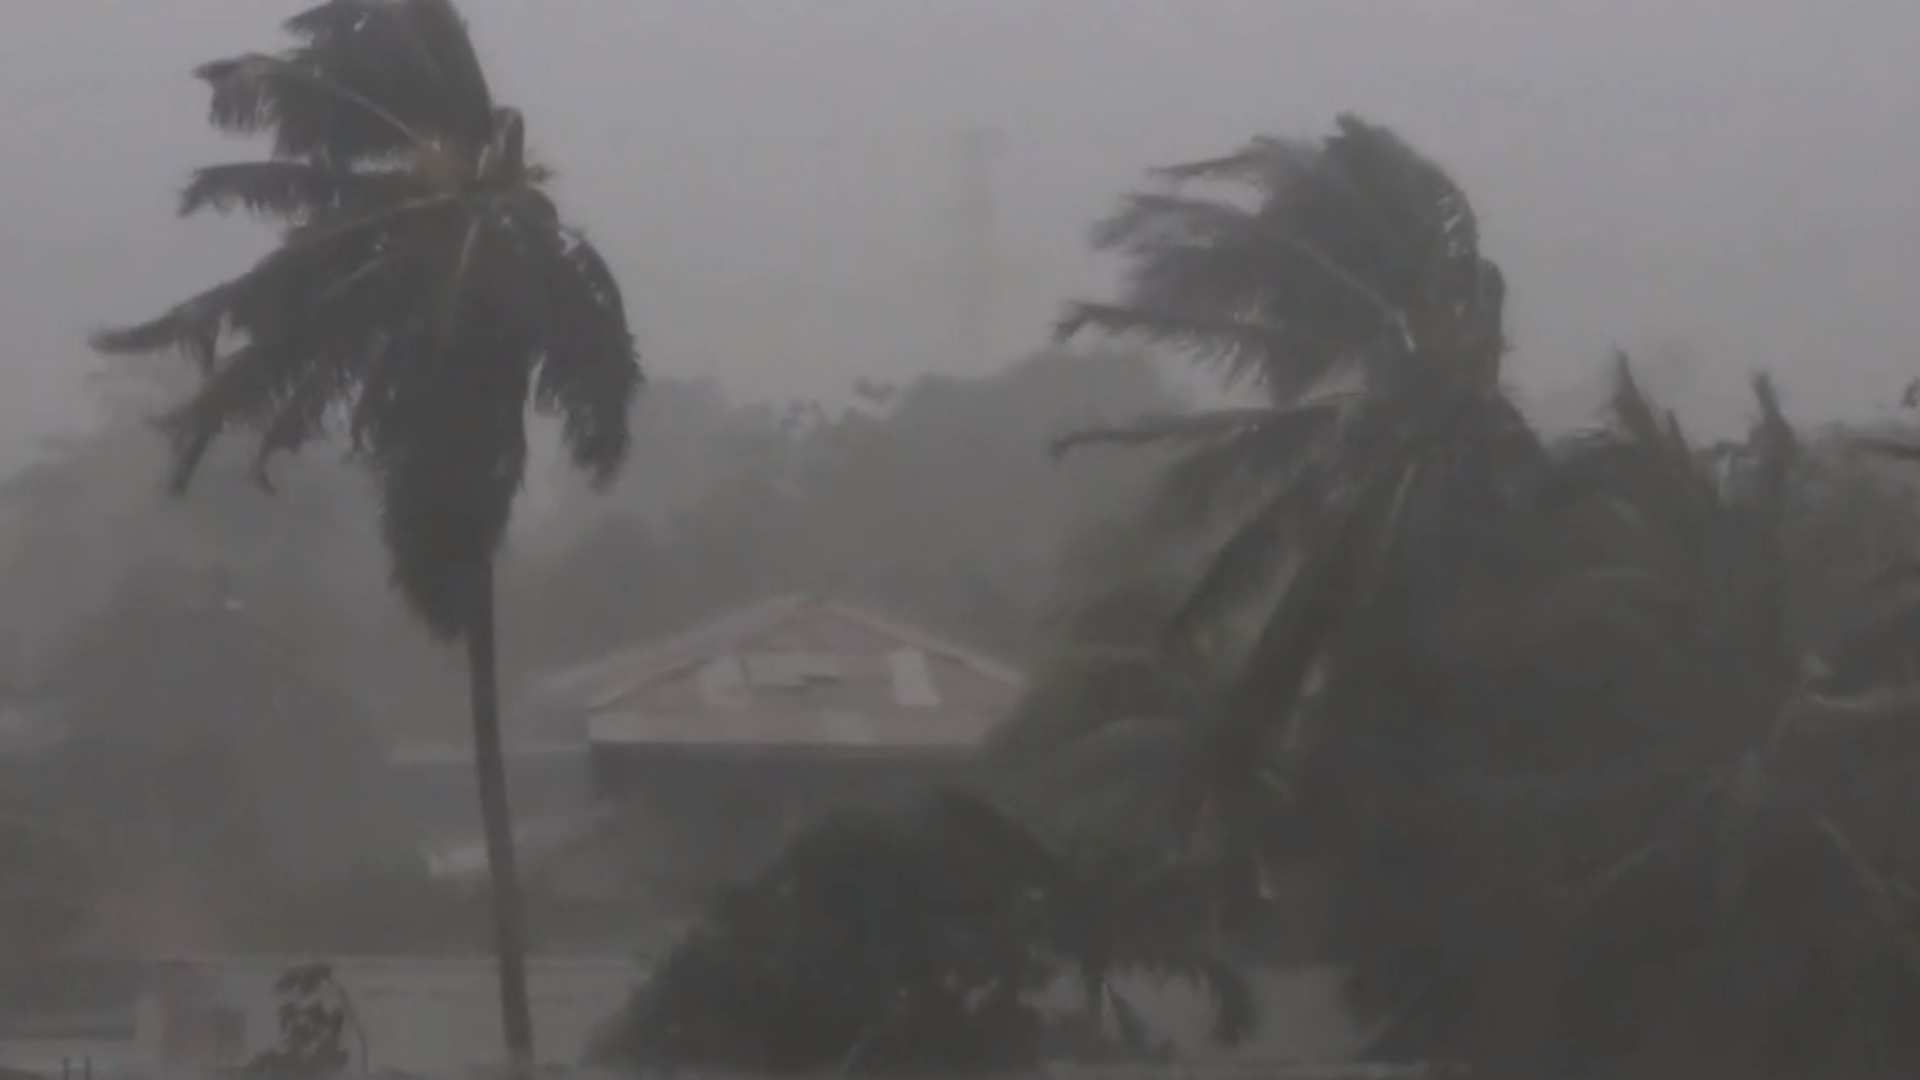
[6,0,1920,468]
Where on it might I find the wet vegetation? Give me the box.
[4,2,1920,1080]
[596,119,1920,1079]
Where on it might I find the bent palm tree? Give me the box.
[1054,116,1535,896]
[1513,362,1920,1075]
[91,0,641,1066]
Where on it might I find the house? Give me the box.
[370,599,1375,1065]
[391,595,1026,942]
[129,956,639,1076]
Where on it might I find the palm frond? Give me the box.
[1166,466,1327,642]
[127,223,422,494]
[1052,302,1342,395]
[151,339,302,492]
[1201,471,1398,784]
[1069,116,1505,414]
[179,161,418,219]
[285,0,496,152]
[1602,352,1680,458]
[1049,406,1311,461]
[533,229,642,484]
[252,364,354,491]
[89,293,226,369]
[1089,191,1259,251]
[93,191,454,365]
[197,53,430,162]
[1746,370,1800,510]
[199,0,497,166]
[1099,190,1406,354]
[1152,135,1316,191]
[1324,114,1480,286]
[1143,403,1349,527]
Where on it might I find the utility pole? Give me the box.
[950,127,1005,369]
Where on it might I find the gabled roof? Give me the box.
[530,594,1024,715]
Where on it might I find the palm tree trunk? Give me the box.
[466,559,536,1072]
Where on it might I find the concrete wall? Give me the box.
[133,956,640,1076]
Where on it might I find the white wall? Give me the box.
[1040,965,1363,1062]
[134,956,640,1075]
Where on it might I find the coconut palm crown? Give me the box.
[92,0,641,636]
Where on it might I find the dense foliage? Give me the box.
[12,10,1920,1077]
[595,113,1920,1080]
[1004,117,1920,1080]
[595,792,1250,1073]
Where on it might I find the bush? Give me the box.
[593,802,1051,1074]
[593,789,1253,1074]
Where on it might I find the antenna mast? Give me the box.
[951,127,1005,369]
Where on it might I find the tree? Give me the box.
[593,791,1248,1074]
[508,350,1178,673]
[1406,360,1920,1077]
[89,1,642,1066]
[0,786,93,1011]
[1052,115,1536,910]
[0,361,469,744]
[41,569,388,925]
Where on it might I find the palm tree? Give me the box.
[1470,360,1920,1075]
[1052,115,1537,902]
[90,1,641,1066]
[1260,360,1920,1075]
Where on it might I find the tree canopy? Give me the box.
[91,0,641,636]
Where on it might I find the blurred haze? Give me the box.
[6,0,1920,472]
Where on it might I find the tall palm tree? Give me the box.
[1459,361,1920,1076]
[90,0,641,1066]
[1052,115,1536,897]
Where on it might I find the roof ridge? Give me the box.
[532,593,1026,713]
[816,601,1026,686]
[532,594,810,708]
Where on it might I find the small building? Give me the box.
[392,595,1026,943]
[131,956,640,1076]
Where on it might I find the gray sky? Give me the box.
[7,0,1920,468]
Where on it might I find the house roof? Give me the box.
[522,595,1026,754]
[531,594,1024,712]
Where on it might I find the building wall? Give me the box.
[133,956,640,1076]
